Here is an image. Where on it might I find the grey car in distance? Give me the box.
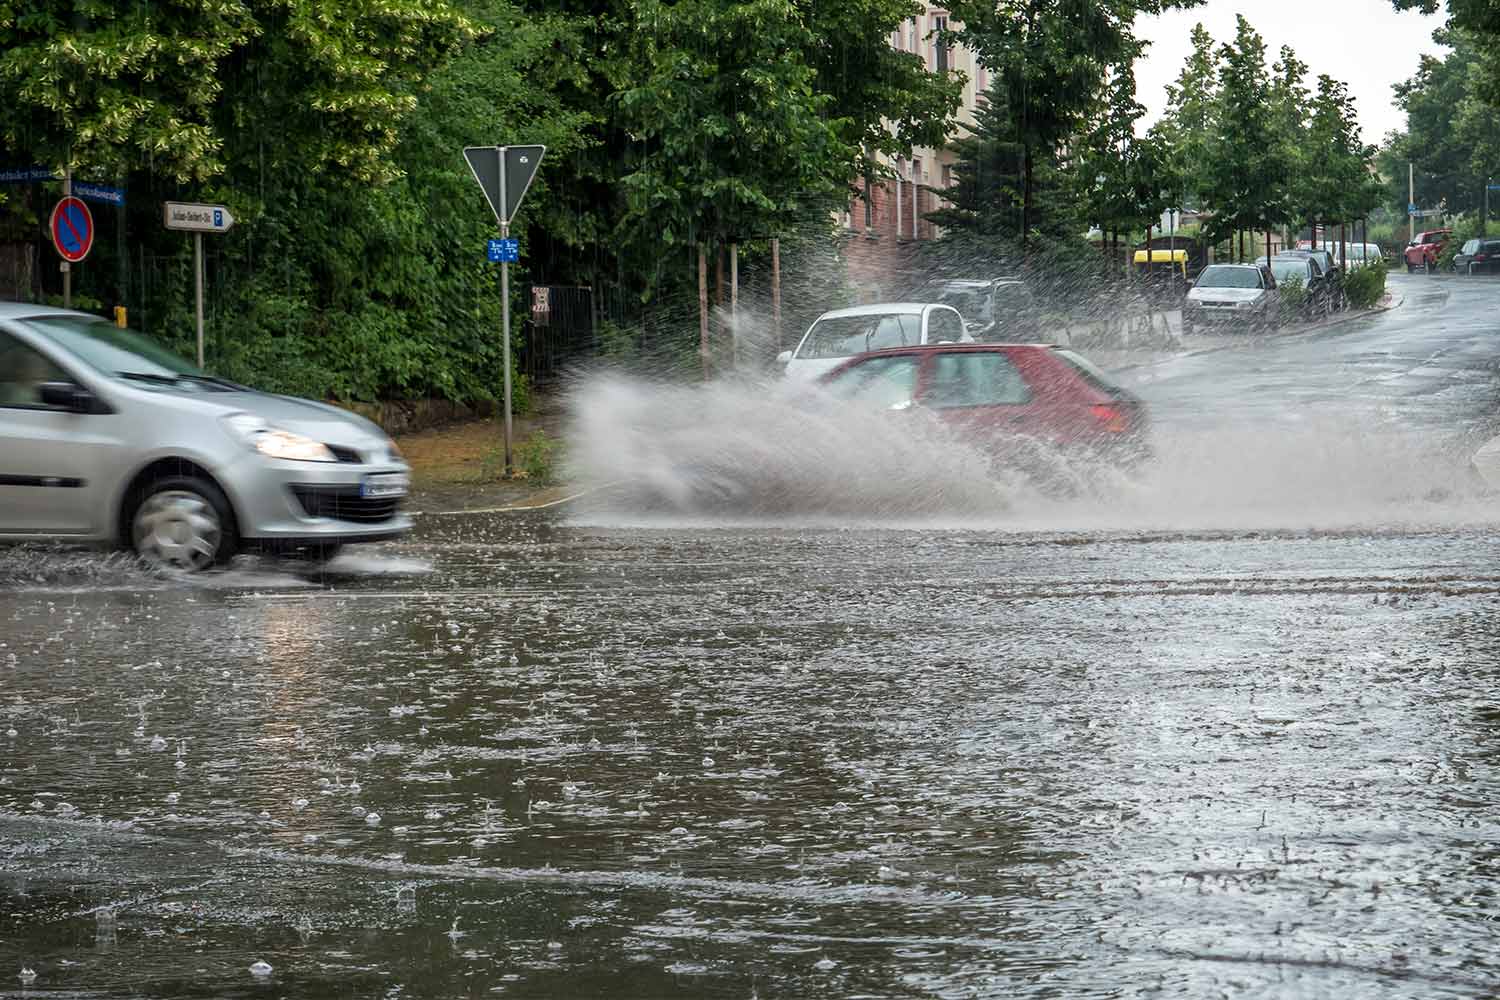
[0,303,412,571]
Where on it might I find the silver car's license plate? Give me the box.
[361,473,409,499]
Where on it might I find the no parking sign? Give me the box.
[49,196,94,263]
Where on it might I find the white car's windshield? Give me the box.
[797,313,921,359]
[1196,266,1263,289]
[20,316,200,378]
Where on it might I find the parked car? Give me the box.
[818,343,1149,463]
[1404,229,1451,272]
[1451,238,1500,274]
[0,303,412,571]
[1182,263,1281,334]
[1263,255,1336,316]
[918,278,1038,341]
[777,302,971,382]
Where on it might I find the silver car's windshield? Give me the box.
[796,313,921,359]
[1196,266,1263,289]
[19,316,200,378]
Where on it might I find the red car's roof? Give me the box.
[844,343,1063,360]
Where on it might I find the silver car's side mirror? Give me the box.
[775,350,792,365]
[40,380,97,413]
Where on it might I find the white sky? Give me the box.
[1134,1,1450,144]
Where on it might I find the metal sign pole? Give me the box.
[62,166,72,309]
[499,147,513,477]
[194,232,205,367]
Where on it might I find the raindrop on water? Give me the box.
[365,812,381,826]
[248,960,272,977]
[18,967,36,984]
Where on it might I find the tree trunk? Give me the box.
[698,243,709,381]
[1238,230,1245,263]
[771,237,782,352]
[1021,143,1034,259]
[714,245,724,307]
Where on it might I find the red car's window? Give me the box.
[924,352,1031,408]
[824,355,919,409]
[1054,349,1131,399]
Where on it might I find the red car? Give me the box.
[818,343,1149,464]
[1404,229,1451,272]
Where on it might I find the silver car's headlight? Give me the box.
[222,413,337,462]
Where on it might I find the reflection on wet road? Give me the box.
[2,275,1500,997]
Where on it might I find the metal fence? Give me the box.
[523,285,596,383]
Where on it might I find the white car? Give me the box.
[776,302,971,382]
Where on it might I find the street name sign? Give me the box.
[1,166,56,184]
[74,181,125,206]
[50,197,93,263]
[164,202,235,233]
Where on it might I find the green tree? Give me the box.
[1154,22,1219,210]
[0,0,477,183]
[1200,15,1292,256]
[1383,30,1500,221]
[941,0,1200,253]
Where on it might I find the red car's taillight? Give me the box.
[1091,403,1131,433]
[1475,254,1488,262]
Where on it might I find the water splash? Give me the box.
[563,370,1497,532]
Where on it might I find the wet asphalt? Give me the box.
[2,273,1500,998]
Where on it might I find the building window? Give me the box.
[934,16,950,73]
[907,17,918,54]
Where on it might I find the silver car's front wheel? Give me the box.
[131,482,234,572]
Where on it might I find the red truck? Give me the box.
[1404,229,1451,272]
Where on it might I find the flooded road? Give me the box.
[3,275,1500,997]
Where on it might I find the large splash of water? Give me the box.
[564,371,1499,532]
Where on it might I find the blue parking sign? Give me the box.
[486,237,519,263]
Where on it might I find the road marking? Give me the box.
[411,482,617,517]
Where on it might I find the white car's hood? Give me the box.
[1188,287,1265,304]
[782,357,848,383]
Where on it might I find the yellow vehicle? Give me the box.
[1132,249,1189,281]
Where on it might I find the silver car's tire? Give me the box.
[130,478,237,572]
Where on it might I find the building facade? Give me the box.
[842,8,984,299]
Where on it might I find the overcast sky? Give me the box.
[1134,1,1451,144]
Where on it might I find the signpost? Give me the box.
[463,144,546,474]
[49,169,94,308]
[164,202,236,367]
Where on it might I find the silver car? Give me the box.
[0,303,413,570]
[1182,263,1281,334]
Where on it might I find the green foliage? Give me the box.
[1344,259,1388,308]
[1435,214,1480,270]
[1383,30,1500,220]
[0,0,477,184]
[613,0,848,252]
[1201,17,1292,242]
[937,0,1197,252]
[1155,23,1220,208]
[515,429,560,483]
[1278,274,1307,314]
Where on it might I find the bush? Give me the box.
[1278,275,1307,316]
[1345,259,1388,309]
[1436,215,1479,272]
[515,430,560,483]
